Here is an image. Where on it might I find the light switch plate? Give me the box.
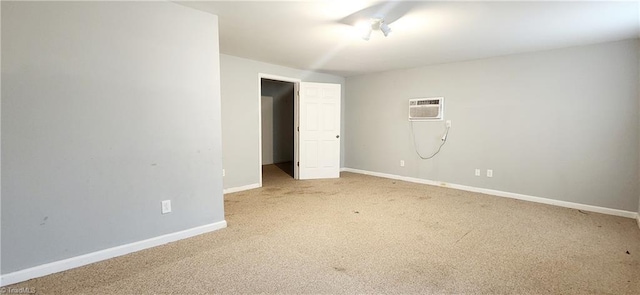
[161,200,171,214]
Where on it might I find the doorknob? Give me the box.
[336,135,340,138]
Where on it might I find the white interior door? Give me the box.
[299,82,341,179]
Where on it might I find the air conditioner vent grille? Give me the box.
[410,107,440,118]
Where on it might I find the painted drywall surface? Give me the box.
[0,3,2,274]
[345,39,640,212]
[0,0,3,273]
[273,86,294,163]
[1,1,223,273]
[274,86,295,163]
[261,96,274,165]
[220,54,345,189]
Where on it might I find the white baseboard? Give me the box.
[0,220,227,287]
[223,183,260,194]
[341,167,638,219]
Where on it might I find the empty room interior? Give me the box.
[1,1,640,294]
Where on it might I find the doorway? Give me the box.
[260,78,297,182]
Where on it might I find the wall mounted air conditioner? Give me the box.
[408,97,444,121]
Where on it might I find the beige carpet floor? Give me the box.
[8,164,640,294]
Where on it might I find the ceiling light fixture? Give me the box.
[355,18,391,40]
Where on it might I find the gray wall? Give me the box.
[1,1,223,274]
[220,54,345,189]
[261,96,274,165]
[273,86,295,163]
[345,39,640,212]
[0,0,3,273]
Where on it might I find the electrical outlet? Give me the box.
[487,169,493,178]
[161,200,171,214]
[400,160,405,167]
[446,120,452,128]
[475,169,480,176]
[222,169,225,177]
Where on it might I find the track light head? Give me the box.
[380,22,391,37]
[355,20,373,40]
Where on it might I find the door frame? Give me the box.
[257,73,301,187]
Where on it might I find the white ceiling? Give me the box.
[178,1,640,77]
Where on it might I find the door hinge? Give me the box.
[297,162,299,167]
[297,126,299,132]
